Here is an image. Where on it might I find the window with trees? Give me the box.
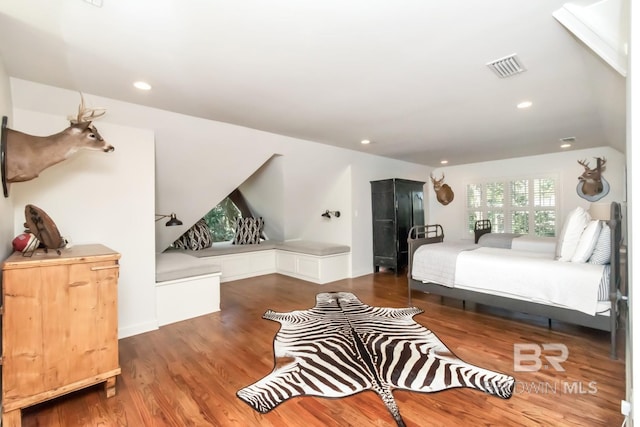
[203,197,242,242]
[466,177,557,237]
[202,189,260,243]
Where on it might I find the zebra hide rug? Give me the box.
[237,292,515,427]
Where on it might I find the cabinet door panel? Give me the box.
[396,191,412,259]
[373,221,396,259]
[2,268,46,399]
[371,180,425,272]
[2,259,119,401]
[412,191,425,226]
[371,191,395,220]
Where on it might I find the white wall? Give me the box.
[9,78,432,280]
[6,79,631,347]
[238,155,354,245]
[300,165,352,244]
[428,147,626,241]
[0,58,14,261]
[349,155,429,277]
[628,0,637,421]
[10,109,156,339]
[240,155,285,241]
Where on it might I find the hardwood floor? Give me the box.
[21,271,625,426]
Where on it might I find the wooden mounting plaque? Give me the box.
[24,204,65,253]
[1,116,8,197]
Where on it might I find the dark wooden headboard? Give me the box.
[474,219,491,243]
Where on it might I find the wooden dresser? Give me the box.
[1,244,121,427]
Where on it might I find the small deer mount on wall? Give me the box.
[430,172,454,206]
[576,156,609,202]
[0,94,115,197]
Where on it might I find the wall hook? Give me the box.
[321,210,341,218]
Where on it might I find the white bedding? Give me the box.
[455,247,604,315]
[411,242,477,287]
[511,236,557,254]
[477,233,556,254]
[411,244,606,316]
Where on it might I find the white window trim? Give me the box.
[465,174,559,237]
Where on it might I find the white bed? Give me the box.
[411,243,609,316]
[407,202,623,359]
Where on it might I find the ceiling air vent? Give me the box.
[486,54,526,78]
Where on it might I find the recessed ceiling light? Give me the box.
[440,160,449,165]
[560,143,572,149]
[134,81,152,91]
[517,101,532,109]
[361,139,371,145]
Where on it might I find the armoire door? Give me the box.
[371,180,397,270]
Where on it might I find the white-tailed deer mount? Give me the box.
[577,157,609,202]
[1,95,115,197]
[430,173,454,206]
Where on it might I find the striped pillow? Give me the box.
[233,217,264,245]
[588,223,611,265]
[172,219,212,250]
[598,265,611,301]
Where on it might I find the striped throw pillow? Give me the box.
[172,218,212,250]
[588,223,611,265]
[232,217,264,245]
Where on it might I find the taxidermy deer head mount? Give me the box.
[430,172,454,206]
[5,94,114,184]
[577,157,606,197]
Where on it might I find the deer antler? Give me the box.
[430,172,445,183]
[596,156,606,169]
[69,93,106,124]
[577,159,591,169]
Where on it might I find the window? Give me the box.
[202,189,260,242]
[466,177,556,237]
[203,197,241,242]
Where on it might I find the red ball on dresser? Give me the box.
[12,233,40,252]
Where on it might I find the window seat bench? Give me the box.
[155,251,222,326]
[163,240,351,284]
[154,241,350,326]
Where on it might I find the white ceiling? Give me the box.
[0,0,628,166]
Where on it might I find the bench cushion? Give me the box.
[168,240,350,259]
[156,252,221,282]
[182,241,279,258]
[275,241,350,256]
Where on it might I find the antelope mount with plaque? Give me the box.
[0,94,115,197]
[430,172,454,206]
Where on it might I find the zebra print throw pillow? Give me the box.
[237,292,514,426]
[172,219,212,250]
[232,217,264,245]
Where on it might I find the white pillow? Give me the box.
[571,220,602,263]
[589,223,611,265]
[555,206,591,261]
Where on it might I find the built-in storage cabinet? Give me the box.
[276,251,350,284]
[1,244,121,427]
[371,178,425,273]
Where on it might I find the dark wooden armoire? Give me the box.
[370,178,425,273]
